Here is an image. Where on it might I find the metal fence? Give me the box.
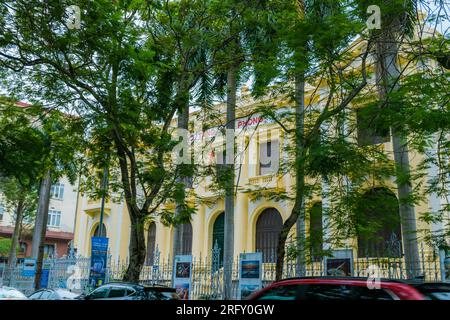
[0,244,448,299]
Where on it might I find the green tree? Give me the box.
[0,0,222,282]
[0,238,15,258]
[258,0,370,280]
[357,0,421,277]
[0,177,38,265]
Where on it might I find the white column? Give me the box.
[114,200,125,263]
[320,109,332,252]
[321,180,331,251]
[426,133,449,281]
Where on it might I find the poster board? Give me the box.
[324,249,354,276]
[22,258,36,277]
[89,236,109,288]
[238,252,263,300]
[40,260,52,288]
[173,255,192,300]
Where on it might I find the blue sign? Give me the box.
[89,237,109,288]
[22,258,36,277]
[40,261,52,288]
[40,268,50,288]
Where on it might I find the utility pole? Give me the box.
[98,161,109,237]
[70,171,82,257]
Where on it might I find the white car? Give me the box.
[0,286,28,300]
[28,288,80,300]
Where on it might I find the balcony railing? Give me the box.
[83,198,111,217]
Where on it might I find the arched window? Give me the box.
[212,212,225,268]
[176,222,193,256]
[146,223,156,265]
[356,188,402,258]
[309,202,323,262]
[256,208,283,263]
[93,223,107,238]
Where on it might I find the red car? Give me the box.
[248,277,427,300]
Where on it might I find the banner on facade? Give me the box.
[238,252,263,300]
[324,249,354,276]
[22,258,36,277]
[89,236,109,288]
[173,255,192,300]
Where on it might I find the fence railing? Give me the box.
[0,248,448,299]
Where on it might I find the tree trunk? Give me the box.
[223,66,237,299]
[276,71,306,281]
[375,29,420,278]
[172,82,190,258]
[5,198,25,284]
[295,71,307,277]
[32,169,52,290]
[7,198,25,269]
[123,213,146,283]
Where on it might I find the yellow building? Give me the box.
[73,23,449,273]
[73,86,448,271]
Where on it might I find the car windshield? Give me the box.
[0,287,27,299]
[414,284,450,300]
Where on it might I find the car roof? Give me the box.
[53,288,80,298]
[101,282,143,288]
[101,282,175,291]
[0,286,23,291]
[277,276,423,284]
[280,276,402,282]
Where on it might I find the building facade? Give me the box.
[0,175,79,259]
[73,90,449,267]
[73,24,449,267]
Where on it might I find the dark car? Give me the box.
[248,277,427,300]
[28,288,79,300]
[406,281,450,300]
[78,282,179,300]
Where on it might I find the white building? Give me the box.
[0,176,79,259]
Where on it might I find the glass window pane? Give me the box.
[39,291,51,299]
[259,140,279,175]
[108,287,127,298]
[89,287,110,299]
[257,285,299,300]
[59,184,64,199]
[29,291,43,299]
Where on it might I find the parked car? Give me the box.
[0,286,28,300]
[248,277,428,300]
[78,282,179,300]
[406,281,450,300]
[28,288,79,300]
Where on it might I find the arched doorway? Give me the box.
[356,188,402,257]
[212,212,224,268]
[176,222,193,256]
[256,208,283,263]
[93,223,107,238]
[309,202,323,262]
[146,223,156,265]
